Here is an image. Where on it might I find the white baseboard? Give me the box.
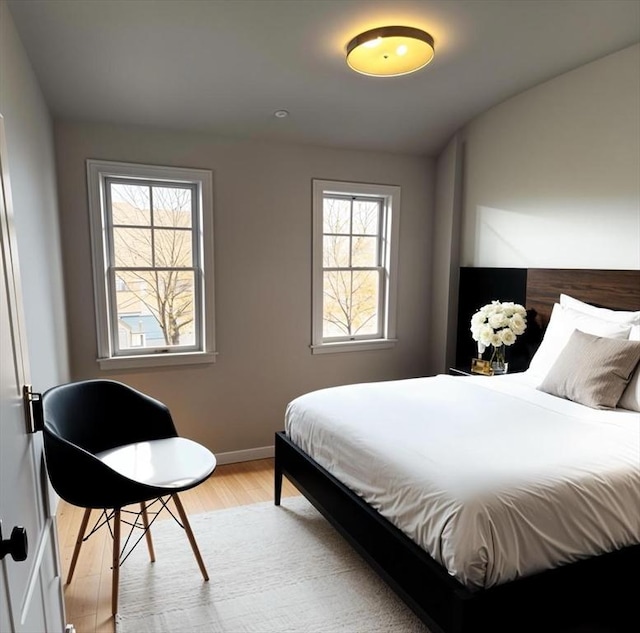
[214,445,275,465]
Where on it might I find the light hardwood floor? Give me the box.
[56,458,300,633]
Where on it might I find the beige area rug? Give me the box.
[115,495,431,633]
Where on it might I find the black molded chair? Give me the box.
[41,379,217,615]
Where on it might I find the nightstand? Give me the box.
[448,367,474,377]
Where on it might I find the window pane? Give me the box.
[351,270,379,335]
[323,197,351,234]
[110,183,150,226]
[351,236,378,267]
[113,228,152,266]
[153,187,192,228]
[352,199,380,235]
[323,270,351,337]
[323,235,350,267]
[154,228,193,268]
[115,270,196,349]
[323,270,379,338]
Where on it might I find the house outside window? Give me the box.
[87,160,216,369]
[311,179,400,354]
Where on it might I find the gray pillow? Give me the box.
[538,329,640,409]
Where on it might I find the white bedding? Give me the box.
[284,371,640,590]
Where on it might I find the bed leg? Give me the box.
[274,463,283,506]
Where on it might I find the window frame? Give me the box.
[87,159,216,369]
[311,179,400,354]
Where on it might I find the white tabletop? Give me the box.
[95,437,216,488]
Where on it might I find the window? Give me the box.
[87,160,215,369]
[311,179,400,353]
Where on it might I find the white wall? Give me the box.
[459,43,640,269]
[0,1,69,390]
[430,43,640,373]
[54,122,433,457]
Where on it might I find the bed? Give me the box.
[274,269,640,633]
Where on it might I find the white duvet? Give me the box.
[284,372,640,590]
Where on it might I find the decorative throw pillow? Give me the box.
[538,329,640,409]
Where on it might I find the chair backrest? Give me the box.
[41,379,179,508]
[42,379,177,454]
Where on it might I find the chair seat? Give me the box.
[95,437,216,488]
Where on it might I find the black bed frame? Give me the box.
[275,432,638,633]
[274,269,640,632]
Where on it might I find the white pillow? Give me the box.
[559,293,640,325]
[527,303,633,382]
[618,325,640,412]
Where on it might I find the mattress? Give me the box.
[284,372,640,590]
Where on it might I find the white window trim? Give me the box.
[87,159,216,369]
[311,179,400,354]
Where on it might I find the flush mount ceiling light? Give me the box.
[346,26,435,77]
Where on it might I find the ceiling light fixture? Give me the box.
[274,109,289,118]
[346,26,435,77]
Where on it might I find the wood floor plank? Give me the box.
[64,573,101,618]
[59,458,299,633]
[69,614,97,633]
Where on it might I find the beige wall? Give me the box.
[429,135,462,376]
[459,43,640,269]
[0,1,69,390]
[54,122,433,456]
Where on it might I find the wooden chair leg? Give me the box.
[67,507,91,584]
[171,493,209,581]
[112,509,121,616]
[140,502,156,562]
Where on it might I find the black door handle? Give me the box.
[0,521,28,562]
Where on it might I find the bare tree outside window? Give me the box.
[322,196,382,339]
[109,182,197,349]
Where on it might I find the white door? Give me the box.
[0,115,66,632]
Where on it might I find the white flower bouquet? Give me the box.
[470,300,527,372]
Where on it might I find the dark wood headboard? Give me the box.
[526,269,640,328]
[456,268,640,372]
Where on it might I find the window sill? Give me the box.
[97,351,217,370]
[310,339,398,355]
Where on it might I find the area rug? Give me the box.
[115,495,430,632]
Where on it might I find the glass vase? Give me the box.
[490,346,508,375]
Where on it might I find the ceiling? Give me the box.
[7,0,640,156]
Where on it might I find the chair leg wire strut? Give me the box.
[66,493,209,615]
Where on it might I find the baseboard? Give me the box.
[215,445,275,465]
